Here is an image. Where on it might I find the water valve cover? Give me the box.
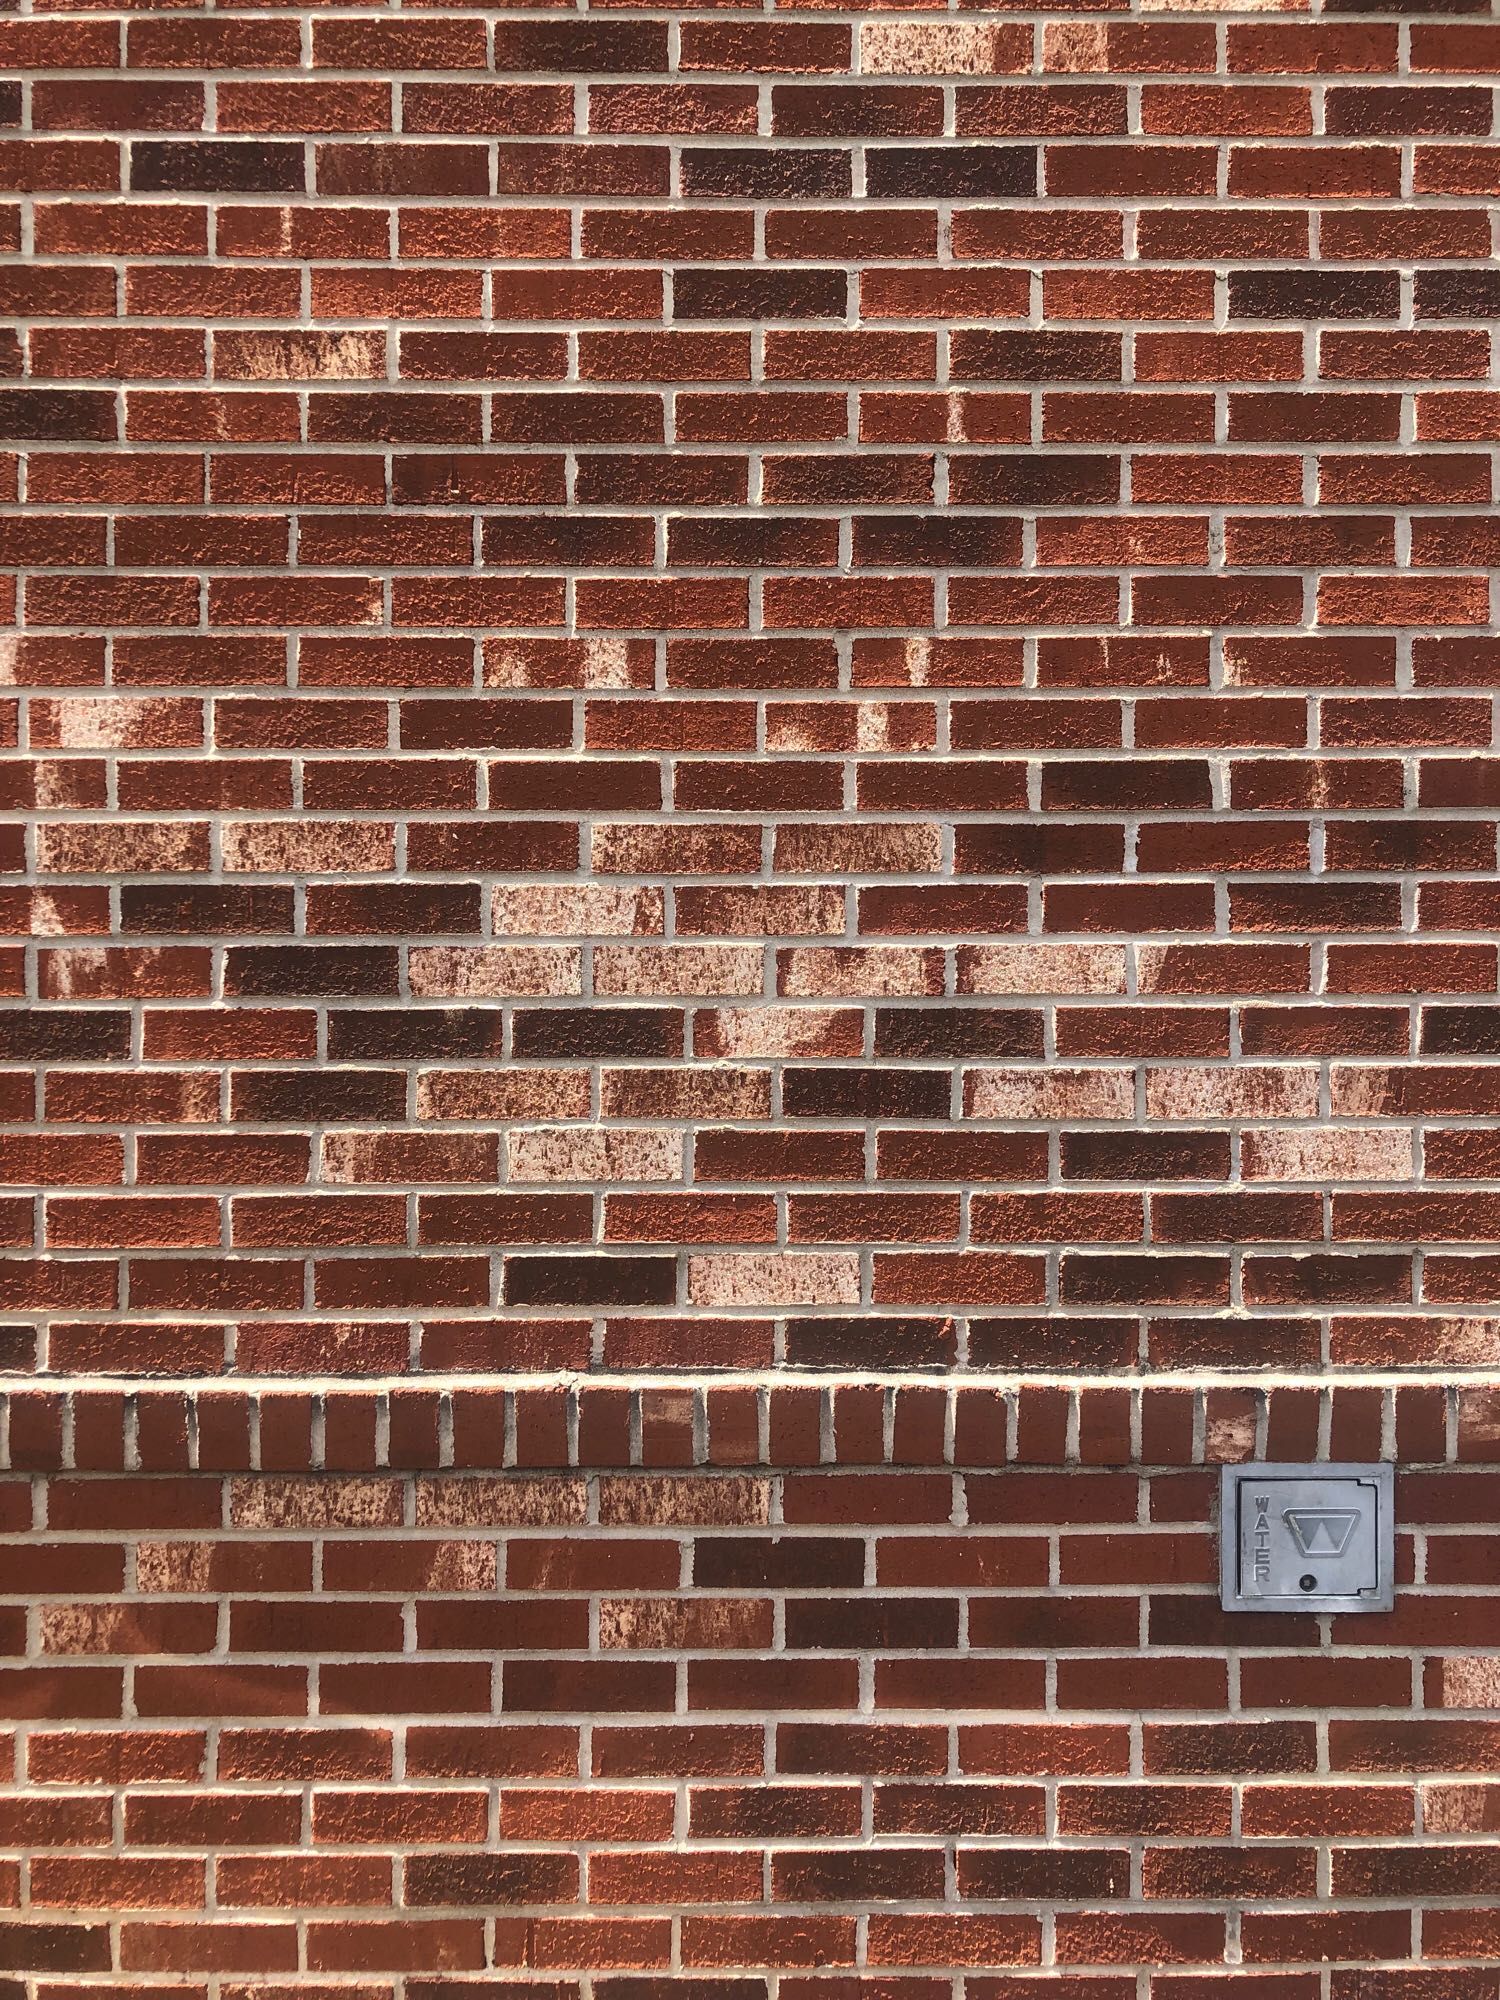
[1219,1463,1394,1614]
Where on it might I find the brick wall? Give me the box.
[3,0,1500,1990]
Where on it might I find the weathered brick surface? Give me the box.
[3,0,1500,1986]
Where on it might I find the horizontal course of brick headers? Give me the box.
[5,0,1500,1987]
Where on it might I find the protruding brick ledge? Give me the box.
[0,1379,1468,1474]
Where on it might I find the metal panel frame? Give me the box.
[1219,1461,1395,1614]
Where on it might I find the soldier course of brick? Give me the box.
[2,0,1500,1991]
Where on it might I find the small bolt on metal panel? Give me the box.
[1219,1462,1394,1614]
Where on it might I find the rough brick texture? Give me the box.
[4,0,1500,1988]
